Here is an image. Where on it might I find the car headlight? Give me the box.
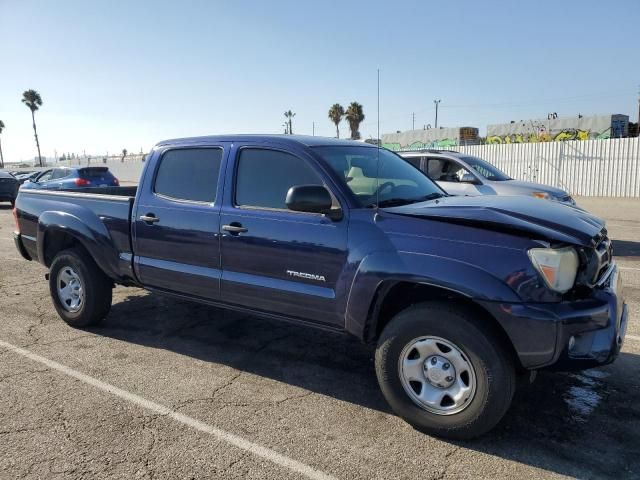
[531,191,550,200]
[528,247,579,293]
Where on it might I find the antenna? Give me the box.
[375,68,380,212]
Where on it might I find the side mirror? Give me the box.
[286,185,341,219]
[460,173,478,184]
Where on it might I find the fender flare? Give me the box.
[344,251,521,339]
[37,210,120,280]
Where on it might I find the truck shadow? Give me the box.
[94,291,640,479]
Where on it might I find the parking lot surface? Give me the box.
[0,197,639,479]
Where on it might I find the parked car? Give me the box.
[399,150,575,204]
[0,171,19,206]
[21,166,119,190]
[13,135,626,440]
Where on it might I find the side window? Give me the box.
[37,170,54,182]
[50,169,68,180]
[427,158,470,182]
[235,148,322,210]
[404,156,421,169]
[154,148,222,202]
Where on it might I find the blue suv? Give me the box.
[21,166,119,190]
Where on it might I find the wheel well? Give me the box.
[367,281,523,370]
[43,230,86,267]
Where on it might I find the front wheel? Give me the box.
[49,248,112,327]
[375,302,516,440]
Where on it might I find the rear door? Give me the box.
[219,144,348,327]
[132,145,227,300]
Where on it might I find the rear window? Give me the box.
[79,168,114,179]
[154,148,223,202]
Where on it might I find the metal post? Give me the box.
[434,99,441,129]
[412,112,415,130]
[312,122,315,136]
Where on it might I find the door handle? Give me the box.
[222,223,248,234]
[140,214,160,224]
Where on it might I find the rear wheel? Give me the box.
[49,248,112,327]
[375,302,516,440]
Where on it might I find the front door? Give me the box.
[219,145,348,327]
[133,146,226,300]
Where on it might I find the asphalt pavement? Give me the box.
[0,196,638,479]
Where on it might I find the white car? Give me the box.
[399,150,575,205]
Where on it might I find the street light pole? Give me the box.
[433,99,441,129]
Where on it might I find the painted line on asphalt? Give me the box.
[0,339,336,480]
[619,267,640,272]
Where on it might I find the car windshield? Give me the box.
[461,156,511,181]
[313,146,445,208]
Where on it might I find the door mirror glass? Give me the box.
[286,185,333,214]
[460,173,477,183]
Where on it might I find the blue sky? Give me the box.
[1,0,638,162]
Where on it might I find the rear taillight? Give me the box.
[13,207,20,233]
[75,178,91,186]
[113,178,120,186]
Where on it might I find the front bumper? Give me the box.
[479,264,627,370]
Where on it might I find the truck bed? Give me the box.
[14,187,137,284]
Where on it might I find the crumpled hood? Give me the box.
[502,179,568,197]
[386,195,604,246]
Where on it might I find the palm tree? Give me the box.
[284,110,295,135]
[21,89,44,166]
[121,148,128,162]
[0,120,5,168]
[328,104,344,138]
[345,102,365,140]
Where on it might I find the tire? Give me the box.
[48,248,112,328]
[375,301,515,440]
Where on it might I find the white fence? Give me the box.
[450,137,640,197]
[60,155,146,184]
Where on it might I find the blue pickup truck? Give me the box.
[13,135,627,439]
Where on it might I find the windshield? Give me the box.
[461,156,511,181]
[313,146,445,208]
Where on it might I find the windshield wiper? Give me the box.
[372,192,446,208]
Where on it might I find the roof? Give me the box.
[155,134,377,149]
[398,149,461,156]
[0,171,15,178]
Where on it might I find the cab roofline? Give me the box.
[155,134,379,149]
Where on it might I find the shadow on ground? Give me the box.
[92,292,640,479]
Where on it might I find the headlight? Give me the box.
[531,191,550,200]
[528,247,579,293]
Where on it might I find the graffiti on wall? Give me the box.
[382,138,458,151]
[485,128,613,144]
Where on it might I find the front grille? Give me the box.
[584,229,613,286]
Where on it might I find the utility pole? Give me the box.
[637,85,640,136]
[433,99,441,129]
[312,121,315,136]
[412,112,415,130]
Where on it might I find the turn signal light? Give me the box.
[75,178,91,186]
